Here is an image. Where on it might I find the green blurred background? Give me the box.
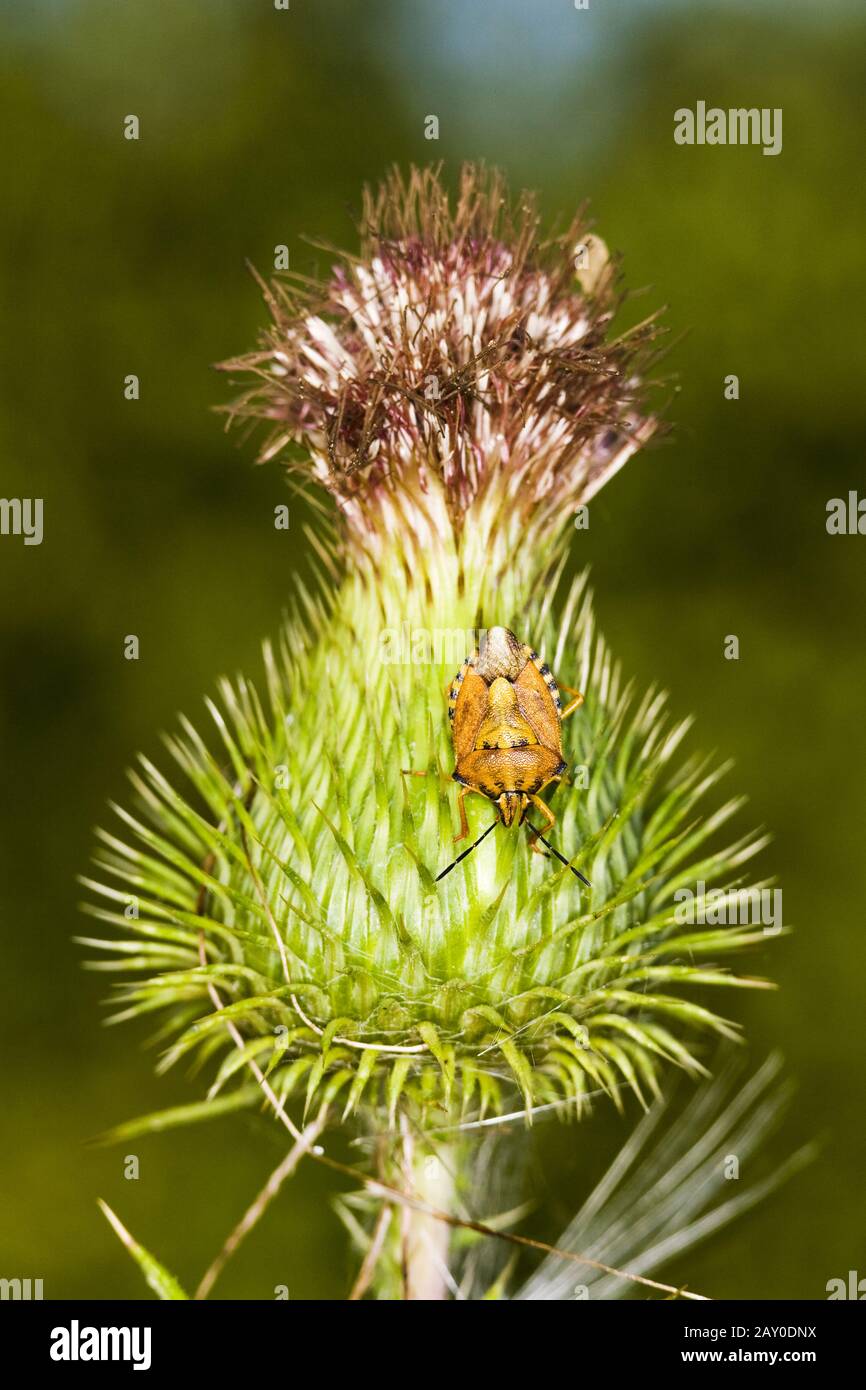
[1,0,864,1299]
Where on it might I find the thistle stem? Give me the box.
[399,1115,456,1301]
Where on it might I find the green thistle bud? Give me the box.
[83,164,777,1298]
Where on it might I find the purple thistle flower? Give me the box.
[219,164,665,545]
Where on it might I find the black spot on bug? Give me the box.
[540,663,550,676]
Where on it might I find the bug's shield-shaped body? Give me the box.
[448,626,567,827]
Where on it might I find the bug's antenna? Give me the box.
[523,818,591,888]
[435,819,498,882]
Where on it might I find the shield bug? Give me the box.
[437,626,589,884]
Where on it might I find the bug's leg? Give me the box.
[527,775,563,850]
[526,792,557,854]
[400,769,455,789]
[559,684,585,720]
[536,772,563,796]
[453,784,474,843]
[400,769,477,846]
[529,794,556,830]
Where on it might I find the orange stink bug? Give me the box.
[437,626,589,884]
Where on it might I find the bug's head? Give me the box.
[476,626,525,683]
[495,791,526,827]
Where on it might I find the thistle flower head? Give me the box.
[220,164,661,566]
[85,166,773,1158]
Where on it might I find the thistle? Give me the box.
[83,165,781,1300]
